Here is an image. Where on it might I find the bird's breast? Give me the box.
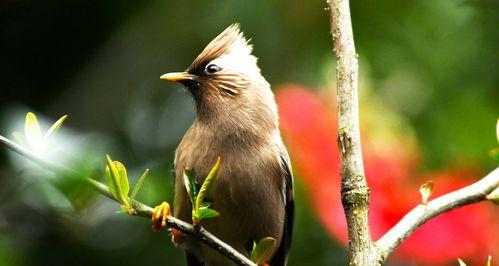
[174,129,285,246]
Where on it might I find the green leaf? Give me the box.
[419,180,434,204]
[195,157,221,213]
[105,165,119,200]
[130,169,149,201]
[105,155,124,204]
[195,208,220,220]
[200,201,212,209]
[43,114,68,144]
[486,186,499,205]
[184,169,199,206]
[250,237,276,265]
[24,112,42,148]
[114,160,130,207]
[489,148,499,162]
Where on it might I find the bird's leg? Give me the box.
[151,202,171,232]
[151,202,185,245]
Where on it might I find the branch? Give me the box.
[376,167,499,261]
[326,1,499,264]
[327,0,377,264]
[0,134,256,266]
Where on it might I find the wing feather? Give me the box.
[270,145,294,266]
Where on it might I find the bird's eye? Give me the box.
[205,64,221,74]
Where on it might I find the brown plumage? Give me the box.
[161,24,294,266]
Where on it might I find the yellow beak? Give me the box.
[160,72,195,82]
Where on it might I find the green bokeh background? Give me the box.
[0,0,497,265]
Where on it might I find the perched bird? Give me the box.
[157,24,294,266]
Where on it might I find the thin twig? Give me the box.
[376,167,499,261]
[327,0,377,264]
[0,134,256,266]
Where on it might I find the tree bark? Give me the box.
[327,0,378,264]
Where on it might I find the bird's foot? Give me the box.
[150,202,185,245]
[151,202,171,232]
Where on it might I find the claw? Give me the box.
[151,202,171,232]
[150,202,185,245]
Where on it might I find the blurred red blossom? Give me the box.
[276,84,498,265]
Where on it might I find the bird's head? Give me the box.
[161,24,278,136]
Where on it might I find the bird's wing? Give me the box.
[270,145,295,266]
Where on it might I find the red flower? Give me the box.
[276,84,498,264]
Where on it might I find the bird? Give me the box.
[155,24,294,266]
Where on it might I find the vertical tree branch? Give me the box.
[326,3,498,264]
[327,0,377,264]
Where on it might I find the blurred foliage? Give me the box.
[0,0,497,265]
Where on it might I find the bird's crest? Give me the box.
[188,24,253,72]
